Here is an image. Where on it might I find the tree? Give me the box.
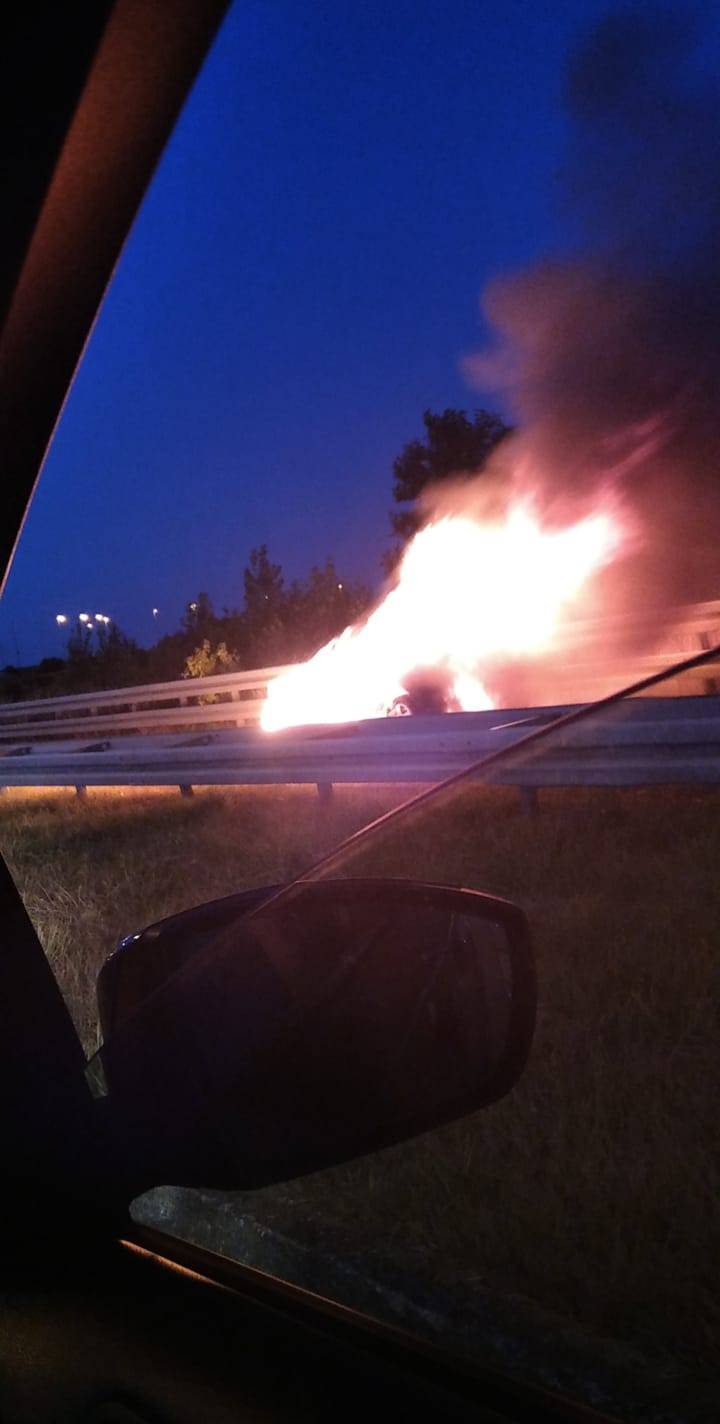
[64,622,96,687]
[181,592,215,636]
[237,548,371,668]
[183,639,236,680]
[0,658,65,702]
[183,638,236,703]
[57,620,148,693]
[282,560,371,661]
[240,546,287,665]
[243,546,284,620]
[387,408,511,562]
[94,623,148,689]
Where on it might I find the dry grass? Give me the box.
[0,784,404,1049]
[0,781,718,1391]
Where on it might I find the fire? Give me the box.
[261,502,620,731]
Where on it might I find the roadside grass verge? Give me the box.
[0,781,718,1394]
[0,784,404,1050]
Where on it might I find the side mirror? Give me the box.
[91,879,536,1195]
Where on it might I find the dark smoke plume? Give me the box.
[466,3,720,615]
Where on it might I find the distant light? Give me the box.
[189,602,198,612]
[337,583,343,590]
[95,613,104,621]
[152,607,159,618]
[78,613,90,623]
[55,614,68,625]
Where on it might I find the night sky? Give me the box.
[2,0,615,665]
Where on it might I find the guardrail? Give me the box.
[0,663,293,743]
[0,599,719,796]
[1,696,720,800]
[0,599,719,746]
[1,599,719,745]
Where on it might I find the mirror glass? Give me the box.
[95,880,534,1188]
[246,887,515,1135]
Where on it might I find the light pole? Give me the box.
[54,611,113,655]
[55,613,68,656]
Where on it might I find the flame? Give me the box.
[261,502,621,731]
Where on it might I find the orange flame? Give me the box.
[261,502,621,731]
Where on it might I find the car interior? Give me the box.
[1,5,717,1422]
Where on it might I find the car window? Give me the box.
[1,2,719,1418]
[129,656,720,1419]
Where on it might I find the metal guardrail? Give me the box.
[0,601,719,794]
[1,697,720,798]
[0,663,293,741]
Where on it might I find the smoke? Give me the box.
[464,3,720,614]
[267,4,720,723]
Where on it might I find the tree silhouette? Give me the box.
[387,408,511,567]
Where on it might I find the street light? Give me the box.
[78,612,90,623]
[55,614,67,625]
[152,607,159,618]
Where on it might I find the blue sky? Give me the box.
[2,0,614,664]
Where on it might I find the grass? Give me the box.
[0,781,718,1399]
[0,784,405,1051]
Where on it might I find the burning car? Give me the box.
[386,666,462,717]
[261,507,621,732]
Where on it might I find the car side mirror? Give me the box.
[90,879,536,1195]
